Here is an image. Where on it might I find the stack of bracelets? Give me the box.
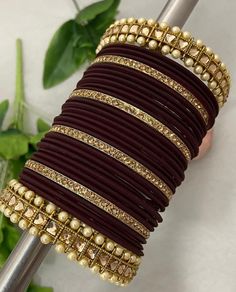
[0,18,231,286]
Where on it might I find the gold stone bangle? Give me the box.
[92,54,209,126]
[96,18,230,108]
[69,89,192,161]
[0,180,141,286]
[50,125,173,200]
[25,160,149,239]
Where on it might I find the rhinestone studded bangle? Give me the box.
[70,88,192,161]
[0,180,141,286]
[96,18,230,107]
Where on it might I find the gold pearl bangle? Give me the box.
[51,125,173,200]
[69,89,192,161]
[25,160,150,239]
[0,180,141,286]
[96,18,230,108]
[92,54,209,126]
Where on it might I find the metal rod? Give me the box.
[0,232,50,292]
[157,0,199,27]
[0,1,199,291]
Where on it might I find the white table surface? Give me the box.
[0,1,236,291]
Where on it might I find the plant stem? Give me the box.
[12,39,25,132]
[72,0,81,13]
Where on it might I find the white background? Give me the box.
[0,1,236,292]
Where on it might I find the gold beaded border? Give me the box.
[97,18,230,107]
[51,125,173,200]
[25,160,149,239]
[93,54,209,126]
[69,88,192,161]
[0,180,141,286]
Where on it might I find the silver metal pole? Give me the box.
[0,1,199,291]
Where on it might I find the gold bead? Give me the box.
[127,34,135,43]
[161,45,170,55]
[114,246,124,256]
[213,87,221,95]
[136,257,141,265]
[182,31,191,39]
[110,35,117,43]
[10,213,19,224]
[114,20,120,25]
[196,39,203,47]
[70,219,80,230]
[127,17,135,24]
[118,34,126,43]
[25,190,35,201]
[184,58,194,67]
[148,40,158,50]
[14,183,22,192]
[137,36,146,46]
[147,18,155,26]
[8,179,18,187]
[83,227,93,237]
[130,255,137,263]
[4,208,12,217]
[220,62,226,69]
[214,54,220,62]
[18,186,28,196]
[55,243,65,254]
[91,264,100,274]
[159,22,168,29]
[40,234,51,244]
[205,47,213,55]
[138,17,146,24]
[171,26,180,34]
[58,211,69,222]
[19,219,28,230]
[100,271,110,280]
[46,203,56,214]
[120,18,126,24]
[29,226,39,236]
[34,196,44,207]
[79,258,89,267]
[171,49,181,59]
[123,252,131,260]
[201,72,210,81]
[67,251,77,261]
[194,65,203,74]
[105,241,115,251]
[209,80,217,89]
[0,204,6,212]
[94,234,105,245]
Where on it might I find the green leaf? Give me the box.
[43,20,89,89]
[0,245,10,268]
[29,132,47,148]
[0,129,29,160]
[37,118,50,133]
[27,284,53,292]
[76,0,115,23]
[4,224,21,250]
[7,156,26,182]
[0,229,3,245]
[0,100,9,130]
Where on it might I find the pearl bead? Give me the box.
[171,26,180,34]
[0,204,6,212]
[161,45,170,55]
[67,251,77,261]
[219,101,224,108]
[100,271,110,280]
[114,20,120,25]
[220,62,226,69]
[83,227,93,237]
[213,87,221,95]
[123,252,131,260]
[14,183,22,192]
[19,219,28,230]
[4,208,12,217]
[138,18,145,24]
[18,186,27,196]
[127,34,135,43]
[182,31,191,39]
[25,190,35,200]
[34,196,44,207]
[159,22,168,29]
[209,80,217,89]
[136,257,141,264]
[148,40,157,50]
[214,54,220,62]
[118,34,126,42]
[46,203,56,214]
[58,211,69,222]
[55,243,65,254]
[171,49,181,59]
[196,39,203,47]
[184,58,194,67]
[70,219,80,230]
[10,213,19,224]
[91,265,100,274]
[127,17,135,23]
[8,179,17,187]
[205,47,213,55]
[194,65,203,74]
[105,241,115,251]
[79,258,88,267]
[137,36,146,46]
[217,95,224,102]
[40,234,51,244]
[29,226,39,236]
[201,72,210,81]
[147,18,155,26]
[114,246,124,256]
[104,37,109,44]
[94,234,105,245]
[130,255,137,263]
[120,18,126,24]
[110,275,118,283]
[110,35,117,43]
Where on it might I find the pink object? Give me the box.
[195,129,214,160]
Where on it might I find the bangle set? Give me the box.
[0,17,231,286]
